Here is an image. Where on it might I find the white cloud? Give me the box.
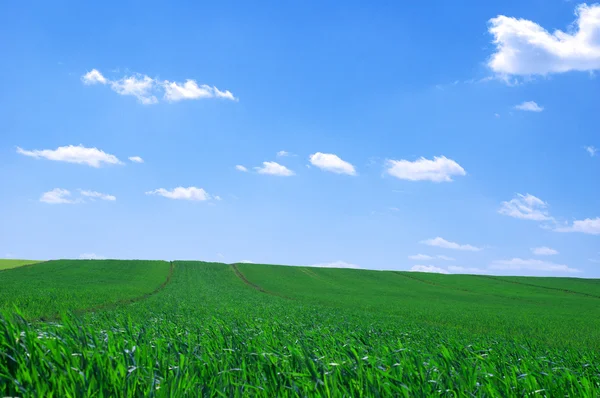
[420,237,482,251]
[129,156,144,163]
[145,186,211,201]
[437,255,455,261]
[235,165,248,172]
[490,258,580,273]
[82,69,237,104]
[110,74,158,105]
[447,266,488,274]
[40,188,76,204]
[79,190,116,201]
[309,152,357,176]
[308,261,360,269]
[386,156,466,182]
[81,69,107,85]
[162,80,237,102]
[255,161,295,176]
[79,253,105,260]
[239,260,255,264]
[555,217,600,235]
[408,254,455,261]
[17,145,122,168]
[514,101,543,112]
[585,146,597,157]
[531,246,558,256]
[409,265,449,274]
[277,150,290,157]
[498,193,552,221]
[488,4,600,76]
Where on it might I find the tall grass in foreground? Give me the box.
[0,261,599,396]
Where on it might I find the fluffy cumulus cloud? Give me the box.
[585,146,598,157]
[40,188,76,204]
[498,193,552,221]
[488,4,600,76]
[408,254,455,261]
[79,190,116,201]
[490,258,580,273]
[129,156,144,163]
[17,145,122,168]
[386,156,466,182]
[308,261,360,269]
[255,161,295,176]
[514,101,543,112]
[420,237,482,251]
[145,186,211,201]
[277,150,290,157]
[531,246,558,256]
[235,165,248,172]
[309,152,357,175]
[409,265,449,274]
[81,69,107,85]
[82,69,237,104]
[555,217,600,235]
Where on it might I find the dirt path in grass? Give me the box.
[230,263,294,300]
[34,261,176,322]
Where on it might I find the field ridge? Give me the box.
[230,263,293,300]
[475,274,600,299]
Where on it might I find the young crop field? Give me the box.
[1,260,599,396]
[0,259,40,270]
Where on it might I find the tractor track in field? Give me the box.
[474,275,600,299]
[34,261,176,322]
[230,263,294,300]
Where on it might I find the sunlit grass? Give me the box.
[0,261,599,396]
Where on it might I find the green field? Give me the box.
[0,259,41,270]
[1,260,599,396]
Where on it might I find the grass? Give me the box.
[0,259,171,319]
[0,261,599,396]
[0,259,41,270]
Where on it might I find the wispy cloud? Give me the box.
[276,150,290,157]
[386,156,466,182]
[82,69,237,104]
[308,261,360,269]
[585,146,597,157]
[489,258,580,273]
[235,165,248,172]
[309,152,356,175]
[498,193,552,221]
[409,265,449,274]
[488,4,600,76]
[17,145,122,168]
[40,188,77,204]
[145,186,212,201]
[79,253,106,260]
[514,101,543,112]
[79,190,116,201]
[555,218,600,235]
[254,161,295,176]
[129,156,144,163]
[420,237,482,251]
[408,254,455,261]
[531,246,558,256]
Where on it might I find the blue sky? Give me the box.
[1,0,599,277]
